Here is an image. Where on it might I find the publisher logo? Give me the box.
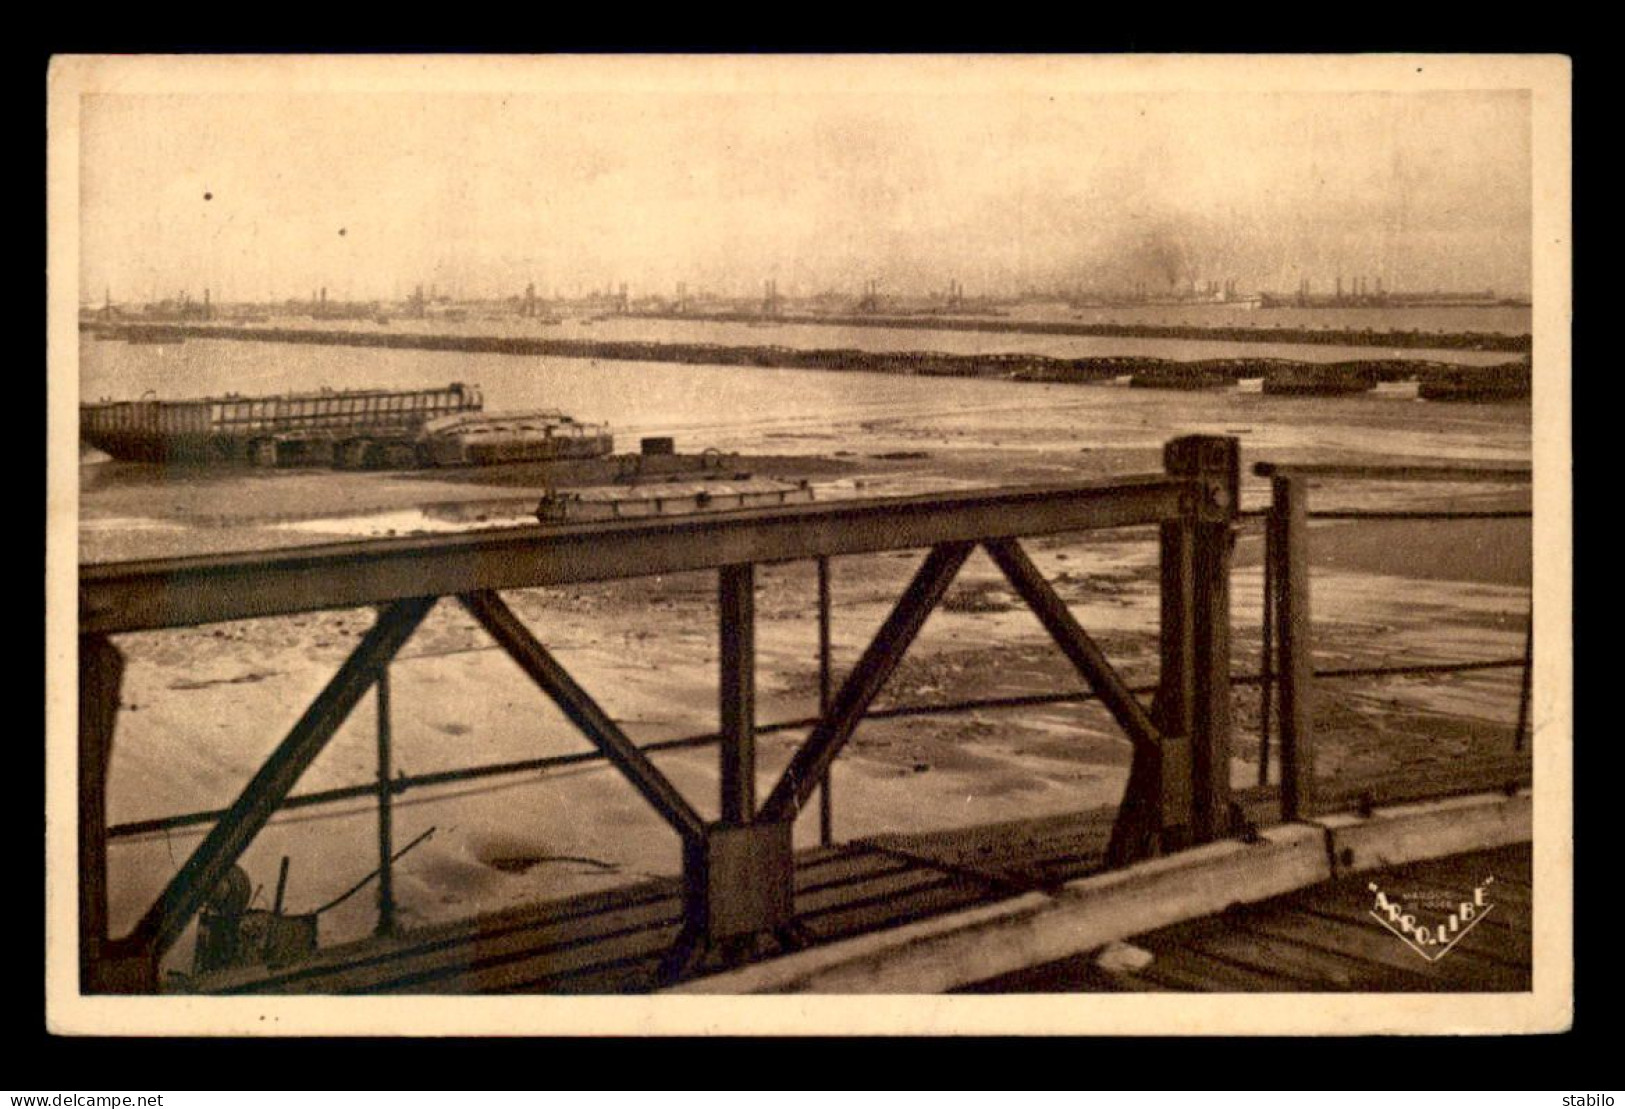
[1367,875,1496,962]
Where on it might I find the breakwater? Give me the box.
[81,322,1529,397]
[629,309,1532,353]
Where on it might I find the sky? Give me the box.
[78,83,1532,303]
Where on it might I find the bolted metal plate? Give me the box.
[688,821,795,940]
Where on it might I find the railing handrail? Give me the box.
[80,474,1188,635]
[1252,461,1531,482]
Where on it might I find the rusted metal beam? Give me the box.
[81,477,1185,635]
[1259,527,1275,788]
[760,541,974,822]
[1168,436,1240,843]
[122,596,435,964]
[1107,518,1195,866]
[817,555,834,847]
[719,565,756,824]
[78,635,123,992]
[982,537,1162,753]
[458,589,705,846]
[375,663,396,936]
[1272,474,1316,820]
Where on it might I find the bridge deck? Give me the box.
[185,763,1529,996]
[961,843,1531,993]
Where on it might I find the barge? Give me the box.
[79,384,741,480]
[80,383,486,467]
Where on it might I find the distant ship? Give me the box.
[1257,289,1517,310]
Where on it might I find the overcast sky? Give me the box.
[79,85,1531,303]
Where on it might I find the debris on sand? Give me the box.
[942,582,1019,613]
[1095,941,1156,973]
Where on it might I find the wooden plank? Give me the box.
[801,878,991,942]
[795,849,921,896]
[1199,911,1412,990]
[231,895,688,995]
[1130,939,1313,992]
[387,919,685,995]
[193,876,680,992]
[1239,908,1527,991]
[404,875,981,995]
[200,845,908,993]
[199,799,1530,996]
[1292,904,1528,972]
[1319,792,1532,875]
[1294,883,1527,944]
[673,823,1329,994]
[1179,923,1363,989]
[798,866,958,923]
[209,848,932,994]
[953,952,1133,994]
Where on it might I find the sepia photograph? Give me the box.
[45,53,1572,1036]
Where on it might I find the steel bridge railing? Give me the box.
[1246,462,1533,819]
[76,441,1534,993]
[79,450,1233,993]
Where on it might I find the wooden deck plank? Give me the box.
[393,871,985,995]
[1238,909,1527,991]
[1292,903,1527,971]
[201,844,923,994]
[185,776,1532,996]
[1180,925,1364,988]
[223,850,957,995]
[1127,940,1315,992]
[956,844,1532,994]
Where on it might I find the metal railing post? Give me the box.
[1272,474,1316,820]
[375,662,396,936]
[79,635,127,991]
[719,564,757,824]
[1259,517,1275,787]
[817,556,834,847]
[1165,435,1239,843]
